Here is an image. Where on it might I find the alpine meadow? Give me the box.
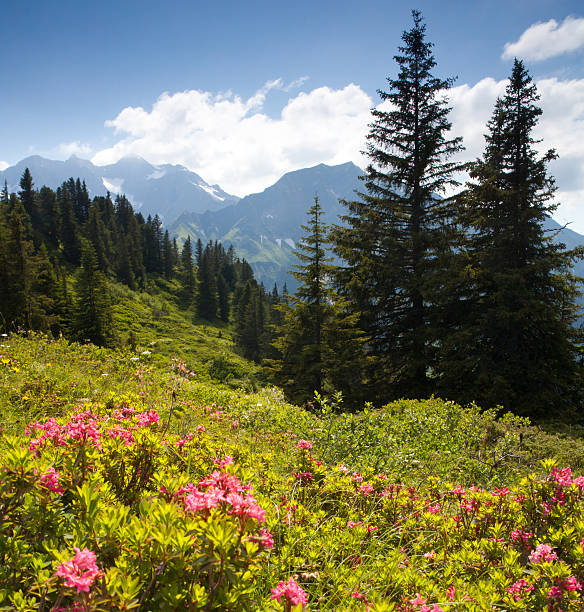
[3,6,584,611]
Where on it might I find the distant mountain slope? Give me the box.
[169,161,584,295]
[169,162,364,289]
[0,155,239,220]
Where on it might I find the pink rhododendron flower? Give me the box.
[446,586,455,601]
[506,578,534,600]
[551,467,572,487]
[270,578,308,608]
[107,426,135,446]
[39,468,63,494]
[351,473,363,483]
[337,463,349,473]
[528,543,558,564]
[358,483,374,495]
[296,439,313,450]
[427,503,440,514]
[410,593,426,605]
[248,528,274,549]
[135,410,160,427]
[196,424,206,432]
[54,547,100,593]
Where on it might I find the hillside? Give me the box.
[2,333,584,610]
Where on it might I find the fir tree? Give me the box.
[74,242,114,346]
[179,236,197,306]
[332,10,464,401]
[439,60,583,417]
[269,198,365,406]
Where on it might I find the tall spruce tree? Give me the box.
[439,60,583,417]
[332,11,464,402]
[74,242,114,346]
[270,198,365,406]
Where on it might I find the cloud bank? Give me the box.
[92,75,584,228]
[502,16,584,61]
[92,80,372,196]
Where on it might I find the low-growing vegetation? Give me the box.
[2,332,584,610]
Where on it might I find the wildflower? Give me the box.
[427,503,441,514]
[551,467,572,487]
[54,547,100,593]
[506,578,534,601]
[358,483,374,495]
[39,468,63,495]
[528,543,558,564]
[270,577,308,608]
[446,586,455,601]
[410,593,426,606]
[296,439,313,450]
[196,424,206,432]
[248,528,274,549]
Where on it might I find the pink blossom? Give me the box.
[135,410,160,427]
[337,463,349,473]
[39,468,63,494]
[551,467,572,487]
[351,473,363,483]
[358,483,374,495]
[292,471,313,483]
[427,503,441,514]
[107,426,135,446]
[54,547,100,593]
[270,578,308,608]
[446,586,455,601]
[248,528,274,549]
[548,585,564,599]
[296,439,313,450]
[196,424,206,432]
[506,578,534,600]
[528,543,558,564]
[452,485,466,496]
[409,593,426,605]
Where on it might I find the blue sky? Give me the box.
[2,0,584,228]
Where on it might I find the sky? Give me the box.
[1,0,584,229]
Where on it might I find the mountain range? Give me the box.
[1,155,583,292]
[0,155,238,221]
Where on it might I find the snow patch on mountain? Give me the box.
[102,177,124,193]
[147,169,167,180]
[196,183,225,201]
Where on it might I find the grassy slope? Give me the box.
[3,334,584,609]
[108,277,261,388]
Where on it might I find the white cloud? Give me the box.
[55,141,93,159]
[502,16,584,61]
[0,161,9,171]
[92,75,584,230]
[93,80,372,196]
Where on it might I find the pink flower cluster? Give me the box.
[506,578,534,601]
[270,577,308,608]
[296,439,313,450]
[135,410,160,427]
[409,594,444,611]
[292,471,313,483]
[177,470,267,525]
[27,411,104,452]
[107,425,135,446]
[54,547,100,593]
[39,468,63,494]
[26,407,162,455]
[528,543,558,564]
[548,576,582,600]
